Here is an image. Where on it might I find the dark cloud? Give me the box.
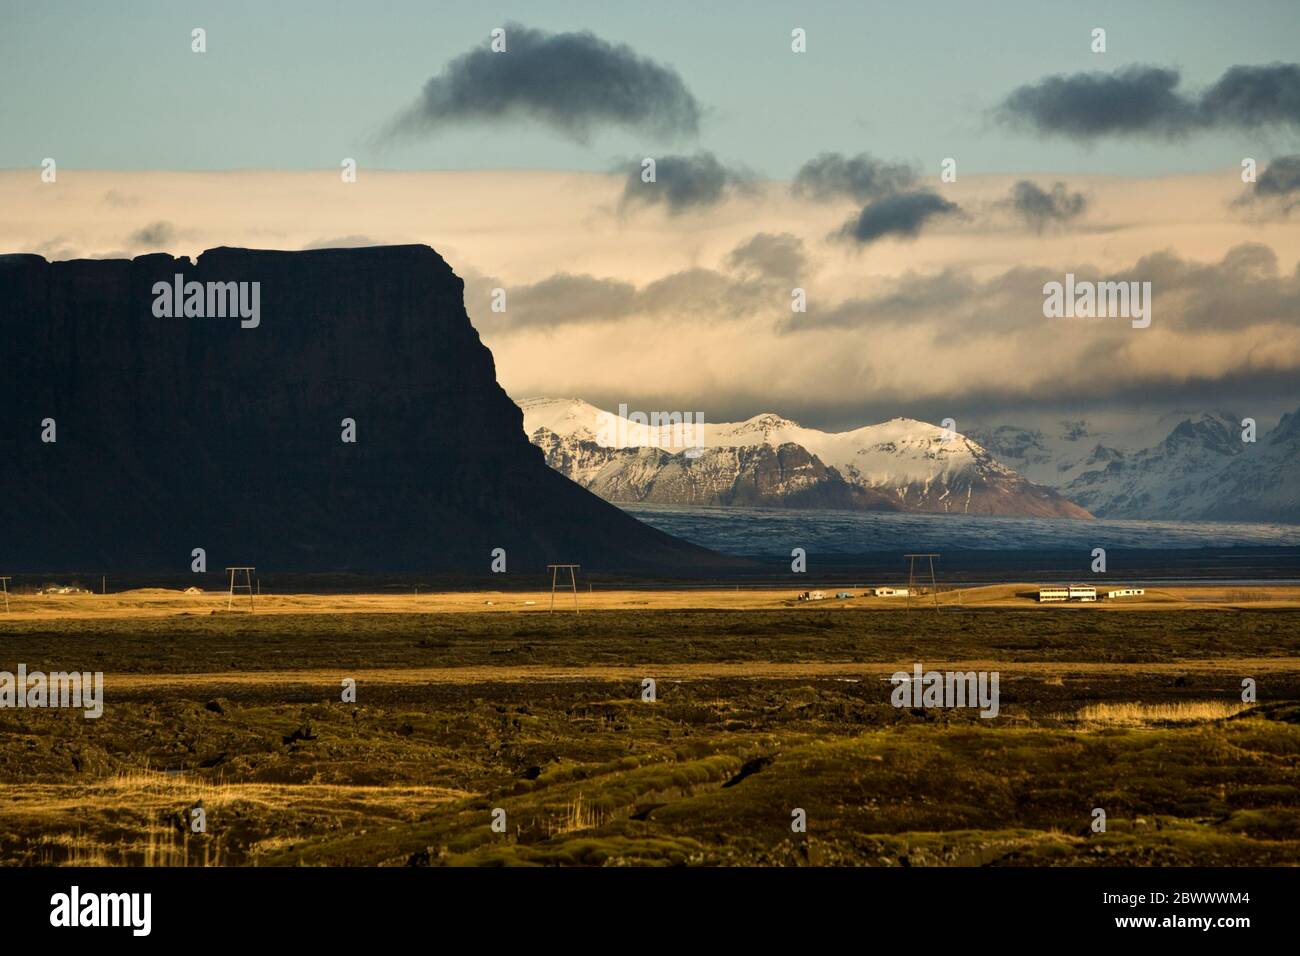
[638,267,762,313]
[791,151,958,245]
[128,221,176,247]
[999,66,1193,138]
[1257,155,1300,197]
[783,267,1045,337]
[725,232,807,285]
[1238,154,1300,215]
[785,242,1300,341]
[872,367,1300,432]
[466,232,802,330]
[474,243,1300,422]
[1131,242,1300,332]
[784,268,977,333]
[385,23,701,143]
[513,273,639,324]
[836,190,960,245]
[619,152,752,214]
[1199,63,1300,129]
[469,239,1300,368]
[462,270,637,330]
[1004,180,1088,231]
[469,267,769,329]
[998,62,1300,139]
[791,152,917,202]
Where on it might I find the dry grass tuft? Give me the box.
[35,826,226,867]
[1075,700,1250,727]
[547,794,605,836]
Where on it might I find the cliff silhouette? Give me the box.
[0,245,723,573]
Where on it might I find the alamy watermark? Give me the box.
[1043,274,1151,329]
[890,663,1000,718]
[596,404,705,458]
[152,274,260,328]
[0,665,103,718]
[50,886,150,936]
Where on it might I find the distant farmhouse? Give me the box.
[1037,585,1144,602]
[1038,585,1098,603]
[874,587,910,597]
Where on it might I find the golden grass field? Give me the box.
[4,582,1300,620]
[1,587,1298,867]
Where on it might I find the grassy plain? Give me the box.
[1,591,1298,866]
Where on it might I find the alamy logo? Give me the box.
[596,404,705,458]
[890,663,1000,718]
[1042,274,1151,329]
[50,886,150,936]
[152,274,260,328]
[0,664,103,718]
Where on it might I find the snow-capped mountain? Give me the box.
[531,428,897,510]
[519,398,1092,518]
[1207,407,1300,522]
[968,407,1300,522]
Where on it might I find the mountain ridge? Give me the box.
[520,398,1092,519]
[969,408,1300,522]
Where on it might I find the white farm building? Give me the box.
[1038,585,1098,603]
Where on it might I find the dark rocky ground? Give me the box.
[1,609,1297,866]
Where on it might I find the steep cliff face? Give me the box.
[0,245,721,572]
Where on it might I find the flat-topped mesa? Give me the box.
[0,245,723,572]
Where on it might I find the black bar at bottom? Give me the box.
[0,866,1286,941]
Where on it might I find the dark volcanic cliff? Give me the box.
[0,245,722,573]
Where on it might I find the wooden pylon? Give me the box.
[904,554,940,610]
[225,567,256,613]
[547,565,580,614]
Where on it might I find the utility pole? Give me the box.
[547,565,580,614]
[904,554,941,610]
[225,567,256,613]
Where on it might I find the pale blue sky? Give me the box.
[3,0,1299,175]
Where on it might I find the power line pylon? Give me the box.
[225,567,256,613]
[547,564,580,614]
[904,554,940,610]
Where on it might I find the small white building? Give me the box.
[1039,585,1097,602]
[874,587,910,597]
[797,590,826,601]
[1106,588,1145,599]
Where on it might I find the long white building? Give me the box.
[1038,585,1097,603]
